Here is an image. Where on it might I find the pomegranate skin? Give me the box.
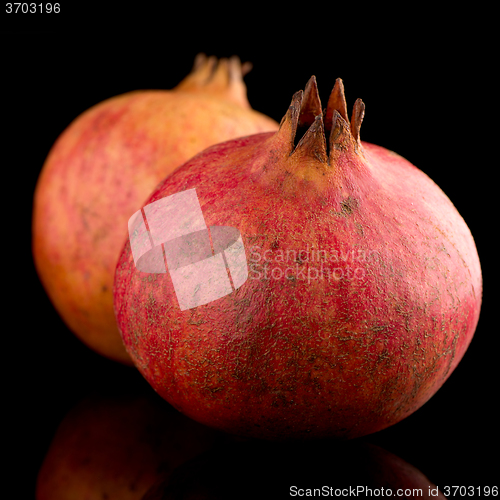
[32,55,278,364]
[114,77,482,440]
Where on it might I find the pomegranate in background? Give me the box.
[114,76,481,440]
[32,54,278,364]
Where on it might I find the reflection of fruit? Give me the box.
[32,54,278,364]
[114,77,482,440]
[143,440,446,499]
[35,392,218,500]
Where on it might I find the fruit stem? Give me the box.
[174,53,251,109]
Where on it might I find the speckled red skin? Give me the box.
[32,56,278,364]
[114,80,482,440]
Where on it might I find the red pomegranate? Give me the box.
[32,54,278,364]
[114,76,482,440]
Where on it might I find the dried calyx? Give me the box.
[280,76,365,164]
[174,53,252,109]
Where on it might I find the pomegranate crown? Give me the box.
[278,76,365,164]
[174,53,252,109]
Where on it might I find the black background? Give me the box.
[2,6,496,498]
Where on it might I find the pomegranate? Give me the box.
[36,391,218,500]
[114,76,482,440]
[32,54,278,364]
